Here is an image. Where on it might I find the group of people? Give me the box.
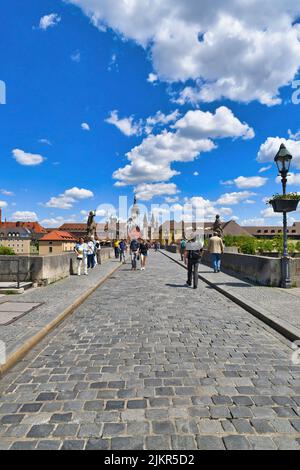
[74,236,102,276]
[113,238,151,271]
[183,231,225,289]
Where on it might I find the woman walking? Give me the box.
[139,239,149,271]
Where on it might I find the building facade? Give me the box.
[39,231,77,255]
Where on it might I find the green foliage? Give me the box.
[295,241,300,253]
[268,193,300,203]
[0,246,15,255]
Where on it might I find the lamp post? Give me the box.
[274,143,292,289]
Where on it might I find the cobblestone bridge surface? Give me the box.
[0,252,300,450]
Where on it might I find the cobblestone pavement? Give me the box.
[0,252,300,450]
[164,250,300,333]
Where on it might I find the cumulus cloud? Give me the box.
[39,139,52,146]
[106,110,142,136]
[173,106,254,140]
[0,189,13,196]
[113,106,252,190]
[216,191,256,205]
[113,131,215,186]
[12,149,45,166]
[135,182,179,201]
[147,73,158,83]
[257,137,300,169]
[258,165,272,173]
[81,122,90,131]
[38,13,61,30]
[67,0,300,105]
[12,211,38,221]
[0,201,8,208]
[45,187,94,210]
[233,176,268,189]
[145,110,180,134]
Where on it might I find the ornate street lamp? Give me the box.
[274,143,292,288]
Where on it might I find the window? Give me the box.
[49,247,53,253]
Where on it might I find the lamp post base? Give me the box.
[281,256,292,289]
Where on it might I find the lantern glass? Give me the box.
[274,144,292,174]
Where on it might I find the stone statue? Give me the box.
[213,214,223,238]
[87,210,97,238]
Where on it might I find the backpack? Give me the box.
[189,249,202,261]
[130,240,139,251]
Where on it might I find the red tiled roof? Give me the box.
[59,223,87,230]
[0,221,47,233]
[39,230,77,242]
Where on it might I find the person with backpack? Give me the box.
[184,234,203,289]
[130,238,140,271]
[180,239,186,261]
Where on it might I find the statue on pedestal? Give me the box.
[213,214,224,238]
[87,210,97,238]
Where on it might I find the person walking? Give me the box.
[180,239,186,261]
[208,232,225,273]
[119,239,127,264]
[184,234,203,289]
[114,240,120,259]
[130,238,140,271]
[95,239,102,265]
[87,237,96,269]
[75,237,88,276]
[139,239,149,270]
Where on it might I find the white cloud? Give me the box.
[38,13,61,30]
[147,73,158,83]
[261,207,285,218]
[12,211,38,221]
[216,191,256,205]
[145,110,180,134]
[241,217,266,226]
[39,139,52,146]
[165,196,179,203]
[193,172,199,176]
[81,122,90,131]
[68,0,300,105]
[135,183,179,201]
[258,165,272,173]
[0,189,13,196]
[113,131,215,186]
[106,110,142,136]
[0,201,8,208]
[257,137,300,170]
[174,107,254,140]
[45,187,94,210]
[40,217,65,227]
[233,176,268,189]
[113,106,253,189]
[243,199,256,204]
[64,187,94,199]
[275,172,300,186]
[71,50,81,62]
[12,149,45,166]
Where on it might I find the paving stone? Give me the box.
[105,400,125,410]
[197,436,226,450]
[127,421,150,435]
[232,419,254,434]
[27,424,55,438]
[273,438,300,450]
[102,423,126,437]
[223,435,251,450]
[36,393,57,402]
[127,399,147,409]
[85,438,110,450]
[250,419,275,434]
[111,437,144,450]
[152,420,176,434]
[19,403,43,413]
[1,414,24,425]
[37,440,62,450]
[10,441,38,450]
[61,440,85,450]
[248,436,277,450]
[209,406,231,419]
[52,424,79,437]
[171,435,197,450]
[50,413,73,423]
[77,424,102,438]
[83,401,105,411]
[145,436,171,450]
[230,406,253,419]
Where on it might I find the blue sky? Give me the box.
[1,0,300,227]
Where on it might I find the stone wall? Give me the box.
[202,250,300,287]
[0,248,114,286]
